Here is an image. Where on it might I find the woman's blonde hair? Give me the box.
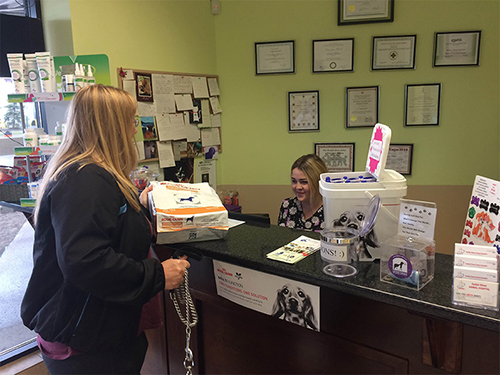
[291,154,328,204]
[34,85,139,222]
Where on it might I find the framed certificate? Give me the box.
[288,90,320,132]
[433,31,481,67]
[345,86,379,128]
[405,83,441,127]
[315,142,355,173]
[372,35,416,70]
[313,38,354,73]
[338,0,394,25]
[386,144,413,175]
[255,40,295,75]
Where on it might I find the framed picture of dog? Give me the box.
[315,142,355,173]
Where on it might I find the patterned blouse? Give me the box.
[277,197,325,232]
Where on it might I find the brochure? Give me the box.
[266,235,321,264]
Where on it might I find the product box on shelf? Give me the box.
[319,124,407,260]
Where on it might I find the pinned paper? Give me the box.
[157,141,175,168]
[152,74,175,114]
[198,99,212,128]
[174,94,194,111]
[201,127,220,146]
[207,78,220,96]
[191,76,209,98]
[210,113,221,127]
[137,102,157,117]
[174,76,192,93]
[209,96,222,114]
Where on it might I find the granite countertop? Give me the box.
[163,218,500,333]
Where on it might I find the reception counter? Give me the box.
[154,216,499,375]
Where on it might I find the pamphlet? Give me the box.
[266,235,321,264]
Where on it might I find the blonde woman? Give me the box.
[278,154,328,232]
[21,85,189,374]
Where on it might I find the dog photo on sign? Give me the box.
[272,283,318,331]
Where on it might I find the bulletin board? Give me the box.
[117,68,222,183]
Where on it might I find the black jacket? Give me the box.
[21,164,165,353]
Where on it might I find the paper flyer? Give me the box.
[462,175,500,254]
[266,235,321,264]
[213,260,320,331]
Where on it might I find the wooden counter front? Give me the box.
[151,221,499,375]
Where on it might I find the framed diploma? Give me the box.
[372,35,416,70]
[255,40,295,75]
[288,90,320,132]
[313,38,354,73]
[345,86,379,128]
[405,83,441,127]
[386,144,413,175]
[338,0,394,25]
[315,142,355,173]
[433,31,481,67]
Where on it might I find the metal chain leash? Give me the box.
[170,269,198,375]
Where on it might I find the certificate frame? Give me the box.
[338,0,394,26]
[255,40,295,75]
[371,35,416,70]
[386,144,413,175]
[312,38,354,73]
[433,31,481,67]
[404,83,442,127]
[345,86,379,128]
[288,90,320,133]
[315,142,355,173]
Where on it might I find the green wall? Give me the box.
[65,0,499,187]
[215,0,499,186]
[69,0,217,87]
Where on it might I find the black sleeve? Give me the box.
[50,165,164,305]
[277,200,286,225]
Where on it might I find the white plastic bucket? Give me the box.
[319,169,407,260]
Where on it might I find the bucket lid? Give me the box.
[359,194,381,238]
[365,124,391,180]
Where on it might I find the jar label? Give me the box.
[321,242,348,262]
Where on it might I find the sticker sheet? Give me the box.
[462,175,500,254]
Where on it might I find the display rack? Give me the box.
[7,92,75,103]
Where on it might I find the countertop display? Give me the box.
[163,218,500,333]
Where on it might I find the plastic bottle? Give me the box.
[49,135,62,145]
[75,63,85,91]
[86,65,96,86]
[38,134,49,145]
[23,128,38,147]
[55,121,63,136]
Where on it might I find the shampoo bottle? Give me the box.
[25,54,42,93]
[86,65,96,86]
[75,63,85,91]
[6,53,25,93]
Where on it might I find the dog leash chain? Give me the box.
[170,269,198,375]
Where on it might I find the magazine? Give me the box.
[266,235,321,264]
